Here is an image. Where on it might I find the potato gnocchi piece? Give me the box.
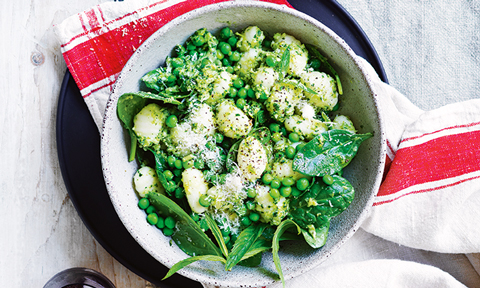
[237,136,268,182]
[235,48,261,77]
[133,103,168,148]
[265,82,299,122]
[182,168,210,214]
[206,70,233,105]
[271,159,310,181]
[284,114,327,140]
[236,26,265,52]
[300,71,338,111]
[272,33,308,76]
[252,67,278,95]
[215,99,253,139]
[254,184,289,226]
[133,166,165,198]
[332,115,356,133]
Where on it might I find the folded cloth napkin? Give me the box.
[55,0,480,287]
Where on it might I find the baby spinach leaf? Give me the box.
[149,149,177,194]
[147,192,222,258]
[272,219,301,288]
[205,214,229,258]
[225,223,267,271]
[305,44,343,95]
[117,93,147,162]
[162,254,226,280]
[293,129,372,177]
[301,222,330,249]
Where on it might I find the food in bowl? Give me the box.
[116,25,372,285]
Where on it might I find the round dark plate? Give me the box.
[56,1,388,287]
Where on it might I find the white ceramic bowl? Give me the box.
[101,1,386,287]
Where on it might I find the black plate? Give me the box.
[56,1,388,287]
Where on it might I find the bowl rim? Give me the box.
[101,1,386,286]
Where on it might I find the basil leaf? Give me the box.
[301,222,330,249]
[277,46,291,78]
[147,193,222,258]
[225,223,267,271]
[162,254,226,280]
[117,93,147,162]
[272,219,301,288]
[293,129,372,176]
[305,44,343,95]
[205,214,229,257]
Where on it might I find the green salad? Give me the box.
[117,26,372,286]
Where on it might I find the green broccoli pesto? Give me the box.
[117,26,371,287]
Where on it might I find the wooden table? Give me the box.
[2,0,479,287]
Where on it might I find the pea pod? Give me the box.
[148,192,222,257]
[293,129,372,177]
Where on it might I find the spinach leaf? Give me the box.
[117,93,147,162]
[305,44,343,95]
[272,219,301,288]
[293,129,372,177]
[122,91,183,105]
[147,192,222,258]
[149,149,177,194]
[162,254,226,280]
[205,214,229,257]
[225,223,267,271]
[277,46,291,79]
[301,222,330,249]
[239,252,262,267]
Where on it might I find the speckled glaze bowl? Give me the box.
[101,1,386,287]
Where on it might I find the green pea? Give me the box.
[223,235,231,244]
[174,187,185,199]
[280,186,292,197]
[226,66,234,73]
[163,227,174,236]
[162,170,173,181]
[236,98,246,109]
[269,123,280,133]
[247,88,255,98]
[155,216,165,229]
[266,55,277,67]
[171,57,184,68]
[296,143,306,152]
[241,216,252,226]
[310,58,321,70]
[147,213,158,225]
[247,188,257,198]
[237,87,247,99]
[285,146,296,159]
[221,226,231,236]
[206,141,216,150]
[229,51,241,62]
[199,194,211,207]
[146,205,156,215]
[291,186,301,197]
[270,178,281,189]
[229,87,237,98]
[220,27,232,39]
[173,169,182,177]
[165,216,176,229]
[190,213,200,222]
[289,132,300,142]
[166,115,178,128]
[186,43,196,50]
[271,132,282,143]
[194,159,205,169]
[262,173,273,185]
[219,42,232,55]
[138,198,149,210]
[222,58,231,66]
[192,35,205,46]
[323,174,335,185]
[182,159,194,169]
[227,36,238,47]
[249,212,260,222]
[246,201,256,210]
[296,178,310,191]
[281,177,295,187]
[215,133,224,143]
[269,188,280,199]
[233,78,244,89]
[174,159,183,170]
[215,59,223,67]
[216,49,224,60]
[167,74,177,83]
